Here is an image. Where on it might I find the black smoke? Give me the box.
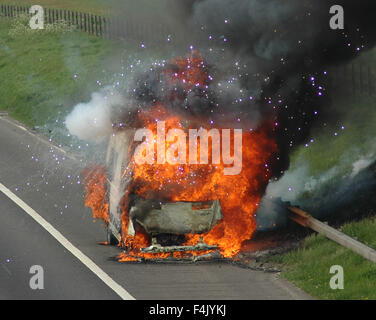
[188,0,375,176]
[118,0,376,179]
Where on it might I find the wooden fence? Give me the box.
[0,4,169,43]
[329,63,376,97]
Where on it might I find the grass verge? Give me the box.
[0,16,119,127]
[289,91,376,177]
[268,217,376,299]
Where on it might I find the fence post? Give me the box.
[91,14,94,35]
[94,15,97,35]
[98,16,102,37]
[89,14,92,34]
[88,13,91,33]
[103,17,107,38]
[88,14,91,34]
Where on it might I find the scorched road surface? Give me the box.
[0,115,310,300]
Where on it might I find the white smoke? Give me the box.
[350,150,376,178]
[264,137,376,203]
[264,164,340,203]
[257,147,376,230]
[65,89,124,142]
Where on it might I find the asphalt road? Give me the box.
[0,115,311,300]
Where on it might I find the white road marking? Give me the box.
[0,116,73,158]
[0,182,135,300]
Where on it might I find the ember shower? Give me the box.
[66,0,376,258]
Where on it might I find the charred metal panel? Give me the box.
[130,199,223,235]
[106,131,134,240]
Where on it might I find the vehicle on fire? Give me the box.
[104,130,223,255]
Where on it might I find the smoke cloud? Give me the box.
[65,89,124,142]
[66,1,376,226]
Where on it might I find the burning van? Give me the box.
[104,130,223,256]
[82,52,278,261]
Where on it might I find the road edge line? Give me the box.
[0,182,135,300]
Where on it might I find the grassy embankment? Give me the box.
[0,16,118,128]
[0,8,169,131]
[271,50,376,300]
[268,218,376,299]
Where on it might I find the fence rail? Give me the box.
[329,63,376,97]
[0,4,169,43]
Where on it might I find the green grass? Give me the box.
[289,47,376,177]
[269,217,376,299]
[290,95,376,177]
[0,13,179,141]
[0,16,121,128]
[279,50,376,299]
[0,14,174,146]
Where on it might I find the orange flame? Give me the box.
[83,166,109,223]
[84,52,278,261]
[128,120,276,258]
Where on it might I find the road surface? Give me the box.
[0,115,311,300]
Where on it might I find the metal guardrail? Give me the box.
[288,206,376,263]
